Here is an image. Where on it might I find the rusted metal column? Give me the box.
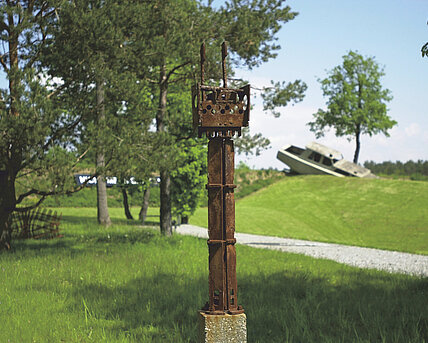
[206,137,242,314]
[192,42,250,316]
[207,137,226,314]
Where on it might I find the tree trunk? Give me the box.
[121,187,133,220]
[160,169,172,236]
[157,62,172,236]
[355,84,362,165]
[0,170,16,250]
[96,173,111,226]
[96,79,111,227]
[353,130,361,164]
[0,16,19,250]
[139,186,150,224]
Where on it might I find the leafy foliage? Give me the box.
[0,1,94,249]
[221,0,298,68]
[421,21,428,57]
[262,80,307,117]
[309,51,396,163]
[234,127,271,156]
[170,141,207,219]
[2,0,306,241]
[364,160,428,181]
[422,42,428,57]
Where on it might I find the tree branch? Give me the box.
[46,83,66,99]
[14,195,47,212]
[0,20,9,34]
[15,171,99,206]
[72,148,90,169]
[145,77,158,84]
[0,54,8,71]
[20,116,83,170]
[165,61,191,82]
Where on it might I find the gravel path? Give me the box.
[176,224,428,277]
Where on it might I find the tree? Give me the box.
[44,0,155,226]
[308,51,396,164]
[128,0,301,236]
[0,1,94,249]
[44,0,119,226]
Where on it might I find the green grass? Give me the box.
[1,210,427,342]
[190,175,428,255]
[56,207,161,227]
[40,186,161,208]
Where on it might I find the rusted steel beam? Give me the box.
[200,42,206,86]
[195,42,248,315]
[205,138,243,314]
[222,41,228,88]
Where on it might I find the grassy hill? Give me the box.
[190,175,428,255]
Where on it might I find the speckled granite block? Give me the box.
[198,311,247,343]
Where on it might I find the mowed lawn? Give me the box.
[1,209,427,342]
[190,176,428,254]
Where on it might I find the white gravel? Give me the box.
[176,224,428,277]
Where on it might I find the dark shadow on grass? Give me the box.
[71,274,207,342]
[60,214,159,227]
[7,226,159,256]
[69,268,428,342]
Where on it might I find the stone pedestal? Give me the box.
[198,311,247,343]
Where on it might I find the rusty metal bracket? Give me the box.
[193,42,250,315]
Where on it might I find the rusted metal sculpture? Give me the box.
[192,42,250,315]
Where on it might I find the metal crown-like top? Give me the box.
[192,42,250,138]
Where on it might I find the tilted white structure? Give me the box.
[277,142,375,178]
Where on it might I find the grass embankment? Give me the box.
[190,175,428,255]
[39,166,282,208]
[1,209,427,342]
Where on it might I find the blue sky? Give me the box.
[233,0,428,169]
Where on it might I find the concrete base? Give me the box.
[198,311,247,343]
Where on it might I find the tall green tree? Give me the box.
[308,51,396,164]
[44,0,154,226]
[0,0,92,249]
[128,0,301,236]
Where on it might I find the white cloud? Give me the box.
[404,123,421,137]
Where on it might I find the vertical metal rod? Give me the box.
[221,41,227,88]
[200,43,206,85]
[222,139,228,311]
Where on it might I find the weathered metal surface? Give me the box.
[222,42,228,88]
[192,43,250,139]
[195,43,248,315]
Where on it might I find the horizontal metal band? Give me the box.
[207,238,236,245]
[206,184,236,189]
